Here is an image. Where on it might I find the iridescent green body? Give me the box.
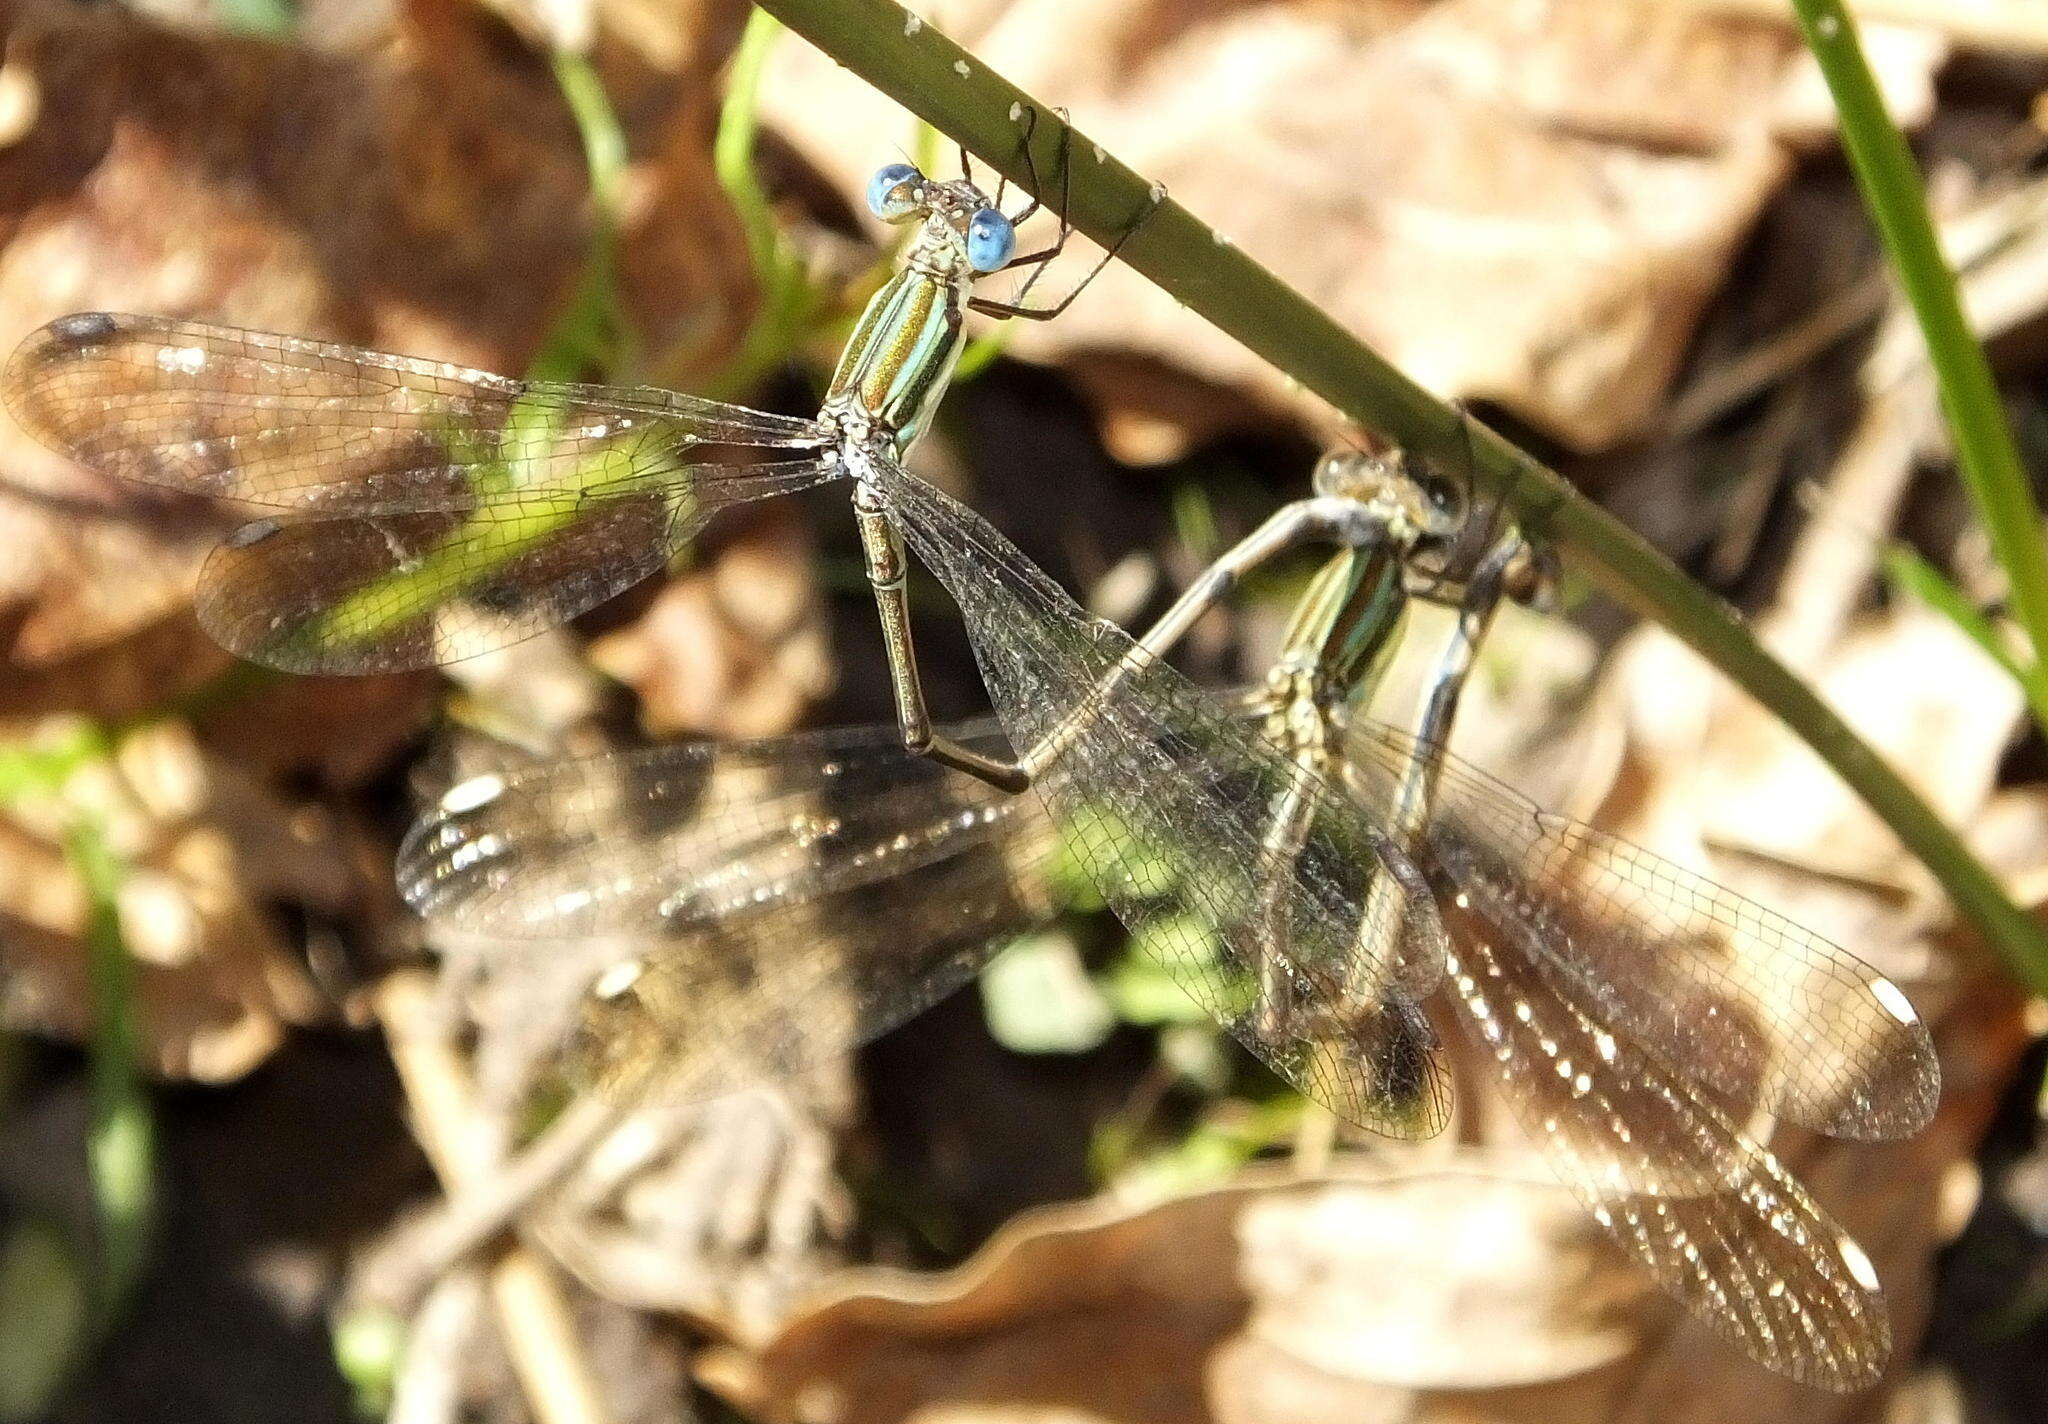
[827,267,969,457]
[1277,542,1410,717]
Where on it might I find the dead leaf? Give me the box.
[1769,22,1949,147]
[589,507,835,739]
[700,1158,1658,1424]
[193,672,439,790]
[0,0,755,686]
[0,716,379,1081]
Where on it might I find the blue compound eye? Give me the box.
[866,163,923,222]
[965,208,1015,273]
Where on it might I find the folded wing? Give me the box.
[1347,720,1939,1140]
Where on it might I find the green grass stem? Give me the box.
[1789,0,2048,736]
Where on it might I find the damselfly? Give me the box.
[402,448,1939,1390]
[2,128,1138,791]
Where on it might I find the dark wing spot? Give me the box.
[225,519,281,548]
[45,312,122,348]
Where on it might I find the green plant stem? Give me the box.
[716,10,787,281]
[0,728,155,1330]
[751,0,2048,989]
[707,10,839,401]
[1788,0,2048,702]
[535,51,631,381]
[65,812,153,1323]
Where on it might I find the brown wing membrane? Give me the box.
[405,726,1054,1105]
[399,723,1029,939]
[564,840,1053,1103]
[3,313,824,511]
[1440,890,1892,1390]
[1347,720,1938,1141]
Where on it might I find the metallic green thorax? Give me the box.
[827,268,968,456]
[1277,542,1410,713]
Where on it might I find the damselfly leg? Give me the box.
[967,106,1159,323]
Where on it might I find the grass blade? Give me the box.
[1789,0,2048,680]
[1882,542,2048,735]
[65,813,154,1320]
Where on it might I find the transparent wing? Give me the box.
[3,312,824,511]
[872,456,1451,1139]
[193,459,835,672]
[1346,721,1939,1141]
[2,312,844,672]
[398,721,1029,939]
[402,724,1055,1104]
[1439,889,1891,1390]
[561,849,1047,1103]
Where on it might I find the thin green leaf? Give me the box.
[332,1305,406,1419]
[980,931,1116,1053]
[1100,1096,1304,1198]
[1106,914,1230,1027]
[716,9,787,280]
[65,813,154,1322]
[952,326,1011,383]
[212,0,296,38]
[704,10,840,400]
[534,51,631,382]
[1170,482,1222,565]
[1883,542,2048,740]
[0,1218,89,1421]
[1788,0,2048,694]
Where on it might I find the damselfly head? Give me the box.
[867,163,1017,275]
[964,207,1017,272]
[1312,448,1462,549]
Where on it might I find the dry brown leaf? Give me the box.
[1965,785,2048,910]
[194,671,440,790]
[1584,603,2021,931]
[758,0,1944,451]
[699,1158,1661,1424]
[541,1084,856,1342]
[589,507,836,739]
[1768,21,1949,147]
[1693,0,2032,63]
[0,716,379,1081]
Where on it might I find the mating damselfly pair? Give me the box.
[4,130,1937,1390]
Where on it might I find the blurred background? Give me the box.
[1,0,2046,1420]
